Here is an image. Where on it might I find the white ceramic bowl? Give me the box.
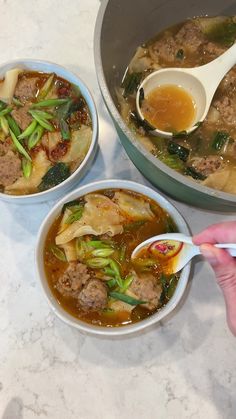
[36,179,191,336]
[0,59,98,204]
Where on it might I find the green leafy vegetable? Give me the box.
[49,244,67,261]
[28,125,44,149]
[167,141,190,162]
[184,166,206,180]
[61,199,81,213]
[88,240,113,249]
[109,291,146,306]
[212,131,230,151]
[9,129,31,161]
[157,153,185,170]
[119,275,134,292]
[38,162,70,191]
[122,71,143,97]
[60,119,71,140]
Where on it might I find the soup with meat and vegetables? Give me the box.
[0,69,92,195]
[44,189,180,327]
[117,16,236,194]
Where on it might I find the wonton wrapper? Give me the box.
[5,150,51,195]
[108,299,134,313]
[0,68,23,104]
[61,125,92,167]
[60,240,77,262]
[113,191,155,221]
[203,169,236,194]
[56,193,124,245]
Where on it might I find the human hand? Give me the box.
[192,221,236,336]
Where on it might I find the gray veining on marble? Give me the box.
[0,1,235,418]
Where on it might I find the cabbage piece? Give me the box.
[61,125,92,167]
[203,169,236,193]
[60,240,77,262]
[129,46,161,73]
[0,68,23,104]
[56,193,124,245]
[113,191,155,221]
[108,299,134,313]
[5,149,51,195]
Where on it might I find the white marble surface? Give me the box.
[0,1,235,418]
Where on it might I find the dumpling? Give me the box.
[203,169,236,194]
[0,68,23,104]
[5,149,51,195]
[113,191,155,221]
[61,125,92,167]
[56,193,124,245]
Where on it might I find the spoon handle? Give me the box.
[215,243,236,257]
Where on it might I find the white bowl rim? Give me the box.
[35,179,191,336]
[0,58,98,201]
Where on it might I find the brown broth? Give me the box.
[43,189,180,327]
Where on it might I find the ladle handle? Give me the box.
[191,42,236,100]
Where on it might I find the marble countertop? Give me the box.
[0,1,235,418]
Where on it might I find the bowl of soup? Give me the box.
[36,179,190,336]
[0,59,98,203]
[94,0,236,211]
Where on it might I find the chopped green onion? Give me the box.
[109,291,146,306]
[103,267,116,277]
[37,73,55,101]
[119,275,134,292]
[106,278,117,288]
[9,129,31,161]
[65,206,84,224]
[184,166,206,180]
[119,244,127,262]
[0,106,13,117]
[29,110,54,131]
[12,97,23,107]
[86,258,111,268]
[122,71,143,97]
[60,118,71,140]
[31,98,69,108]
[91,248,114,257]
[28,109,54,120]
[18,119,37,140]
[88,240,112,249]
[0,115,9,135]
[49,244,67,262]
[22,158,32,178]
[0,100,7,111]
[62,199,82,213]
[6,115,21,137]
[28,125,44,149]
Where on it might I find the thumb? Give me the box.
[200,244,236,336]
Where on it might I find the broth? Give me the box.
[141,84,196,132]
[44,189,180,327]
[118,16,236,194]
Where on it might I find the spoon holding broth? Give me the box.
[136,42,236,138]
[131,233,236,273]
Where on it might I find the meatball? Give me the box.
[57,262,90,297]
[129,272,162,311]
[190,155,225,177]
[175,21,205,53]
[14,76,39,101]
[0,150,22,187]
[78,279,108,312]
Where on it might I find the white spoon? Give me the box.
[131,233,236,273]
[136,42,236,138]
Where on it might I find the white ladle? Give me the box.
[131,233,236,273]
[136,42,236,138]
